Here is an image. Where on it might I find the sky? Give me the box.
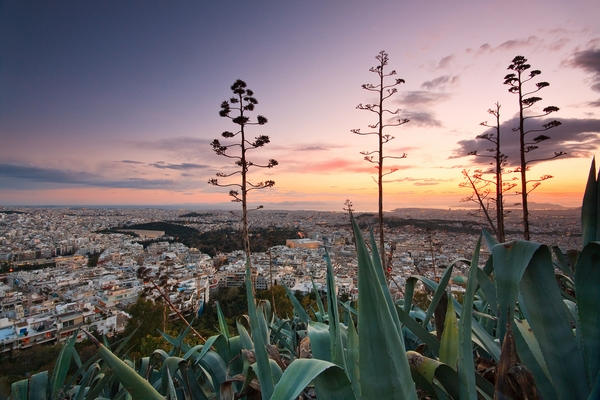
[1,1,600,212]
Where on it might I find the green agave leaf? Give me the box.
[413,275,501,362]
[50,330,78,399]
[482,227,498,250]
[271,358,356,400]
[10,378,29,400]
[439,291,458,369]
[581,157,597,247]
[216,301,230,340]
[311,277,326,323]
[403,276,416,314]
[158,330,192,354]
[196,350,228,398]
[96,343,163,400]
[512,319,558,400]
[574,242,600,388]
[353,218,417,400]
[74,364,100,400]
[491,240,542,343]
[422,262,456,329]
[396,305,440,354]
[346,318,360,397]
[552,245,574,278]
[245,263,275,399]
[325,249,347,369]
[236,316,254,350]
[407,351,460,399]
[474,265,497,317]
[179,360,209,400]
[282,282,310,324]
[457,235,481,400]
[308,321,331,361]
[519,245,590,400]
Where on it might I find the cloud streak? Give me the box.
[451,117,600,167]
[0,164,178,190]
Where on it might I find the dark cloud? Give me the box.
[451,117,600,167]
[437,54,455,69]
[400,111,442,127]
[149,162,209,170]
[496,36,541,51]
[400,91,451,105]
[120,160,144,164]
[0,164,177,190]
[420,76,460,91]
[569,48,600,94]
[298,146,329,151]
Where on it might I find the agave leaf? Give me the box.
[73,364,100,400]
[245,263,275,400]
[311,277,326,323]
[235,317,254,350]
[214,301,230,340]
[552,245,574,278]
[403,276,417,313]
[158,330,193,355]
[282,282,310,324]
[353,218,417,400]
[50,330,78,399]
[511,319,558,400]
[482,227,498,249]
[491,240,542,343]
[457,235,481,400]
[407,351,460,399]
[308,321,331,361]
[346,318,360,397]
[179,360,209,400]
[439,291,459,369]
[474,266,497,317]
[271,358,356,400]
[396,306,440,354]
[519,244,590,399]
[95,342,163,400]
[581,157,598,246]
[325,249,347,369]
[10,378,29,400]
[422,262,455,329]
[574,242,600,388]
[412,275,501,362]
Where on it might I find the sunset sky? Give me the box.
[1,1,600,212]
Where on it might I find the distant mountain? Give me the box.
[447,202,577,210]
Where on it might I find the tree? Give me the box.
[504,56,565,240]
[351,51,409,270]
[209,79,278,266]
[461,103,516,242]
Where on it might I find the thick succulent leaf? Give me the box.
[581,157,597,246]
[491,240,541,343]
[482,227,498,250]
[474,266,496,317]
[552,245,574,278]
[403,276,416,313]
[423,263,455,328]
[407,351,460,399]
[282,282,310,324]
[159,330,192,354]
[519,245,590,399]
[457,235,481,400]
[346,318,360,397]
[574,242,600,388]
[96,343,163,400]
[271,358,356,400]
[179,360,209,400]
[197,350,228,398]
[353,218,417,400]
[50,330,78,399]
[325,250,347,369]
[11,371,49,400]
[439,291,459,369]
[512,319,558,400]
[311,277,326,323]
[216,301,230,340]
[245,263,275,400]
[74,364,100,400]
[396,306,440,355]
[308,321,331,361]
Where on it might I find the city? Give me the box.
[0,205,581,353]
